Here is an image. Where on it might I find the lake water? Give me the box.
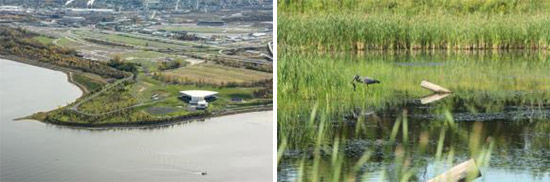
[0,59,273,182]
[277,51,550,182]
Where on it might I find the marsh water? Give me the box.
[277,51,550,182]
[0,59,273,182]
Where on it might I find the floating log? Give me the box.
[421,80,452,93]
[428,159,482,182]
[420,93,451,104]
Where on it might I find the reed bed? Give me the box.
[278,0,550,15]
[277,51,550,148]
[278,1,550,180]
[278,13,550,51]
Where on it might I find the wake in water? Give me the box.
[152,163,208,176]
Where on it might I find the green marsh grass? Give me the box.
[277,51,550,154]
[278,51,550,121]
[278,1,550,180]
[278,0,550,14]
[278,13,550,51]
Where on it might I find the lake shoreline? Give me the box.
[0,55,273,129]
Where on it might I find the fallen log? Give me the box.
[428,159,482,182]
[420,93,451,104]
[421,80,452,93]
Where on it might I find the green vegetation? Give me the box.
[278,0,550,51]
[278,105,501,181]
[279,14,550,51]
[158,59,186,71]
[55,37,82,48]
[108,55,139,74]
[71,73,106,92]
[278,51,550,147]
[279,0,550,14]
[0,27,128,79]
[2,26,272,126]
[32,36,55,45]
[78,83,138,114]
[278,1,550,181]
[119,50,178,70]
[277,52,550,181]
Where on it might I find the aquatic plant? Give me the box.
[278,13,550,51]
[278,105,499,181]
[278,51,550,123]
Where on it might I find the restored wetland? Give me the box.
[1,1,274,181]
[277,51,550,182]
[278,0,550,181]
[0,25,272,127]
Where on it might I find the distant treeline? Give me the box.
[0,26,129,79]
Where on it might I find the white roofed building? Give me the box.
[179,90,218,109]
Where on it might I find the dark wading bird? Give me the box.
[352,74,381,91]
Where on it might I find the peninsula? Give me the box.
[1,25,272,127]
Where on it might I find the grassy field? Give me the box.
[55,37,83,47]
[32,36,55,45]
[119,50,184,70]
[162,63,272,84]
[131,73,265,116]
[71,73,106,92]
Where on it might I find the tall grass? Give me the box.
[278,0,550,15]
[278,1,550,180]
[278,51,549,113]
[277,51,550,148]
[278,13,550,51]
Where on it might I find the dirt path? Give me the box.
[67,72,89,94]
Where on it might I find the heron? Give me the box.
[352,74,380,91]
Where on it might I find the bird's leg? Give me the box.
[352,82,356,91]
